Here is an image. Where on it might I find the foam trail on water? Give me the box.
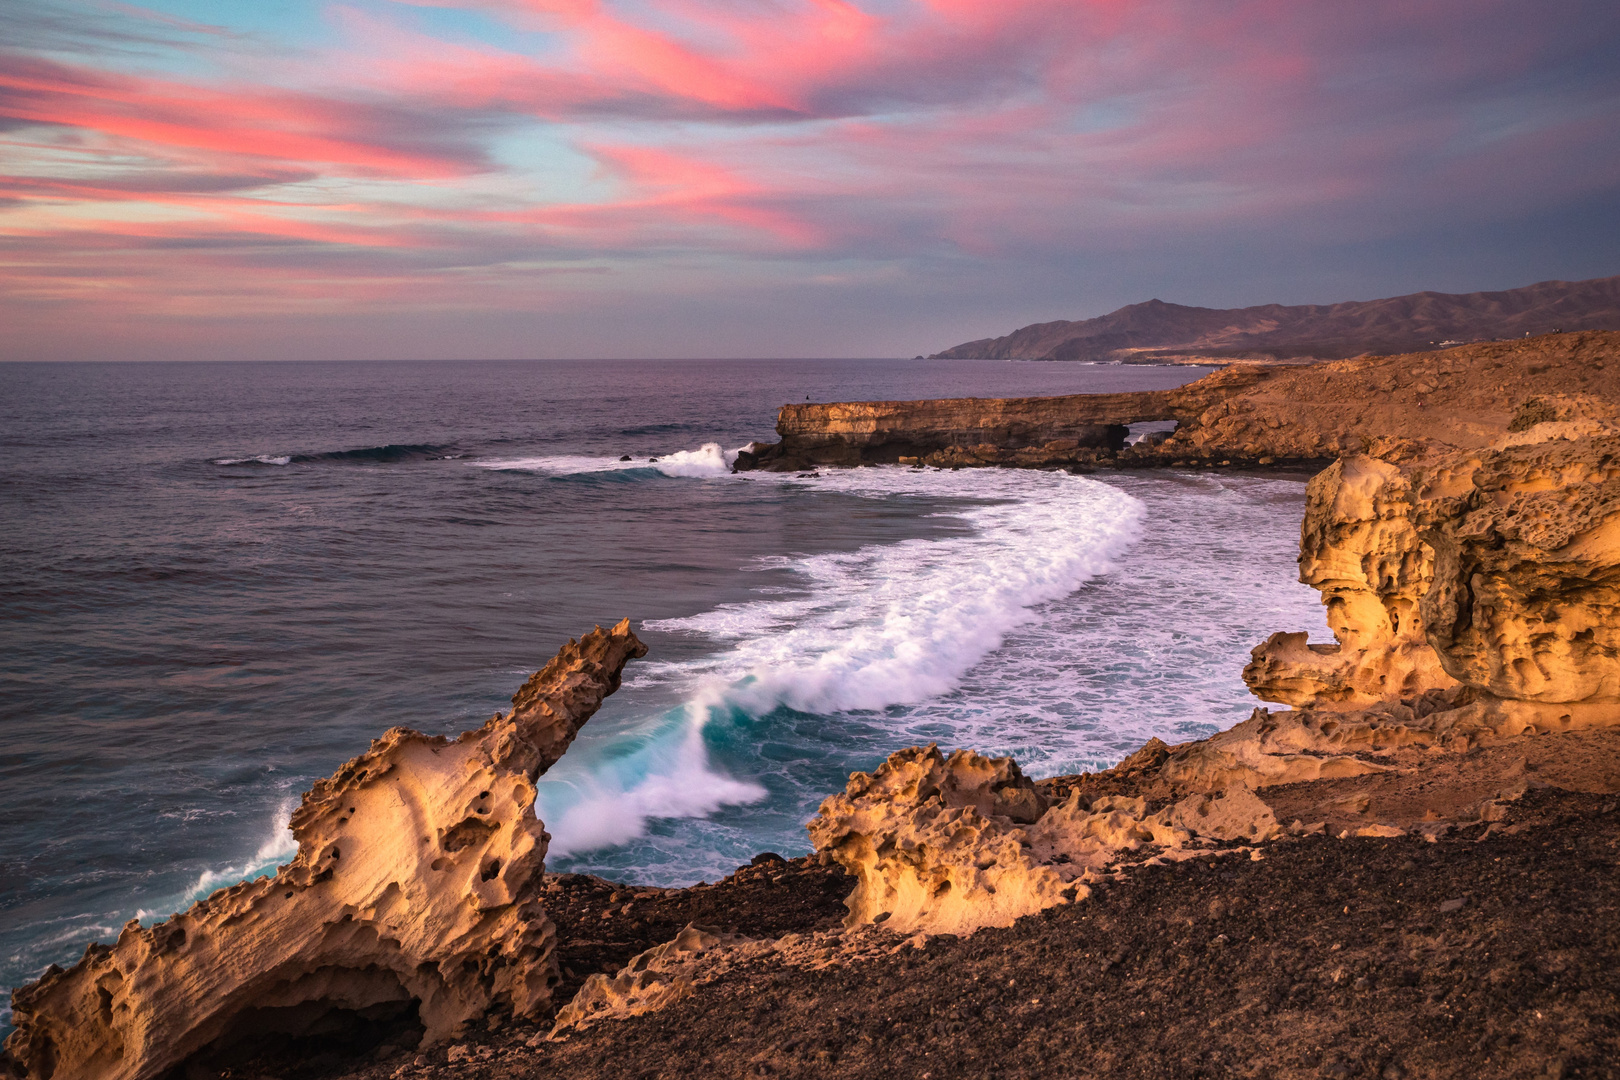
[543,467,1143,856]
[475,442,739,478]
[213,455,291,466]
[652,469,1143,713]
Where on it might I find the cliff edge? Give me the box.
[737,331,1620,471]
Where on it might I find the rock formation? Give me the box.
[736,331,1620,471]
[805,746,1277,936]
[548,924,755,1038]
[1242,454,1457,708]
[804,417,1620,939]
[1193,423,1620,792]
[3,621,647,1080]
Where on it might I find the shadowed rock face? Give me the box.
[2,621,647,1080]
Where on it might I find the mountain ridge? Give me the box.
[930,274,1620,361]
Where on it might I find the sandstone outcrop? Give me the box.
[3,621,647,1080]
[736,332,1620,471]
[1204,424,1620,792]
[805,746,1279,936]
[1242,454,1457,708]
[548,924,754,1038]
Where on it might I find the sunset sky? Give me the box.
[3,0,1618,360]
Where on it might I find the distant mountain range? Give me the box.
[929,275,1620,362]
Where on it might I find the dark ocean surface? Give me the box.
[0,358,1329,1024]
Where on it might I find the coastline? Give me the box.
[8,333,1620,1080]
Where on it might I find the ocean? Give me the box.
[0,358,1329,1025]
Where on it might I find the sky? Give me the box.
[2,0,1619,361]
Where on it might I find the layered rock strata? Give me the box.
[3,621,647,1080]
[735,332,1620,472]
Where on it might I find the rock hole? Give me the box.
[441,818,497,853]
[480,859,502,882]
[1125,420,1178,447]
[173,968,423,1079]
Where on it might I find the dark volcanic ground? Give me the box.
[206,788,1620,1080]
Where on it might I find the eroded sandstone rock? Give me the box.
[1244,455,1458,708]
[548,924,756,1038]
[806,746,1282,935]
[1197,425,1620,791]
[1248,428,1620,720]
[3,621,647,1080]
[1416,434,1620,705]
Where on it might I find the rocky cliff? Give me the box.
[737,331,1620,472]
[2,621,647,1080]
[930,275,1620,362]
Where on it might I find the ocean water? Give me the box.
[0,358,1329,1025]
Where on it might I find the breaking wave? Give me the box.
[538,467,1143,857]
[135,799,298,922]
[474,442,739,479]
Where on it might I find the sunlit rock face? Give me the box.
[1248,429,1620,717]
[1244,455,1458,709]
[806,746,1277,936]
[1212,426,1620,793]
[3,621,646,1080]
[1416,434,1620,705]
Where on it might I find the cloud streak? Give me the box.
[1,0,1617,358]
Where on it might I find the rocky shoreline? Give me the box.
[736,331,1620,472]
[8,333,1620,1080]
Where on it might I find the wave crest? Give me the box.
[475,442,739,478]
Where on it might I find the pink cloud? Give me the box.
[2,0,1616,343]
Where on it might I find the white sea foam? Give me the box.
[474,442,738,478]
[647,468,1142,713]
[212,455,292,466]
[540,467,1143,856]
